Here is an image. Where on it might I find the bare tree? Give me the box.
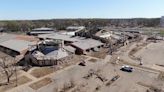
[0,56,16,84]
[106,39,114,55]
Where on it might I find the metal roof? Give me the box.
[71,39,103,50]
[38,33,79,42]
[0,39,35,53]
[29,31,55,34]
[63,46,76,53]
[32,27,54,31]
[46,48,68,60]
[110,34,122,40]
[0,33,16,43]
[33,48,69,60]
[66,26,85,30]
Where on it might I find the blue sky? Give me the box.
[0,0,164,20]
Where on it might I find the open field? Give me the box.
[135,41,164,66]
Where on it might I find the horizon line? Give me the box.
[0,17,161,21]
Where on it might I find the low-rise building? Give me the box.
[38,33,79,44]
[27,27,56,36]
[25,39,71,66]
[66,26,85,31]
[38,33,104,55]
[0,33,39,63]
[61,26,86,36]
[0,39,36,57]
[95,29,113,39]
[71,38,104,55]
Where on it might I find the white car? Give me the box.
[121,65,134,72]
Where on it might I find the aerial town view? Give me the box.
[0,0,164,92]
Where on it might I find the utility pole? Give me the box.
[138,56,143,65]
[109,44,112,55]
[109,39,113,55]
[123,30,126,46]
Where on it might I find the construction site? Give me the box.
[0,24,164,92]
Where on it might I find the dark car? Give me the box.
[120,65,133,72]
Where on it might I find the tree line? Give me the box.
[0,18,160,32]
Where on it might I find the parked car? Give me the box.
[120,65,133,72]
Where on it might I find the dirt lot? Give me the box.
[135,41,164,66]
[0,76,32,92]
[89,48,108,59]
[29,67,54,78]
[21,56,161,92]
[29,77,52,90]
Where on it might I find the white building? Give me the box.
[27,27,56,36]
[160,16,164,27]
[61,26,86,36]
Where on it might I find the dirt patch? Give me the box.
[88,58,98,63]
[55,80,76,92]
[106,75,120,86]
[14,76,32,85]
[89,48,108,59]
[30,67,54,78]
[129,42,149,60]
[61,55,86,68]
[158,72,164,81]
[156,64,164,67]
[29,77,52,90]
[137,82,164,92]
[0,76,32,92]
